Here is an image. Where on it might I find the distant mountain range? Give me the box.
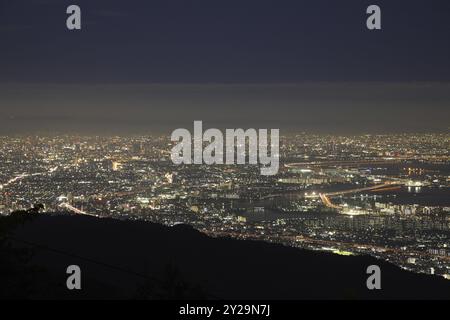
[2,214,449,299]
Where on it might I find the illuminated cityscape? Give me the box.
[1,132,448,279]
[1,0,450,303]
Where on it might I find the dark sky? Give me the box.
[0,0,449,134]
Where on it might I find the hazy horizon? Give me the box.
[0,82,449,135]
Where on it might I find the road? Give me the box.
[59,202,99,218]
[319,182,402,209]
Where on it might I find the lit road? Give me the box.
[262,182,401,202]
[319,193,341,209]
[319,182,402,209]
[324,182,400,197]
[59,202,99,218]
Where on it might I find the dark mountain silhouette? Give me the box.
[1,213,449,300]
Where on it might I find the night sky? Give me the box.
[0,0,449,133]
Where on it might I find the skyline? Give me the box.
[1,132,449,284]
